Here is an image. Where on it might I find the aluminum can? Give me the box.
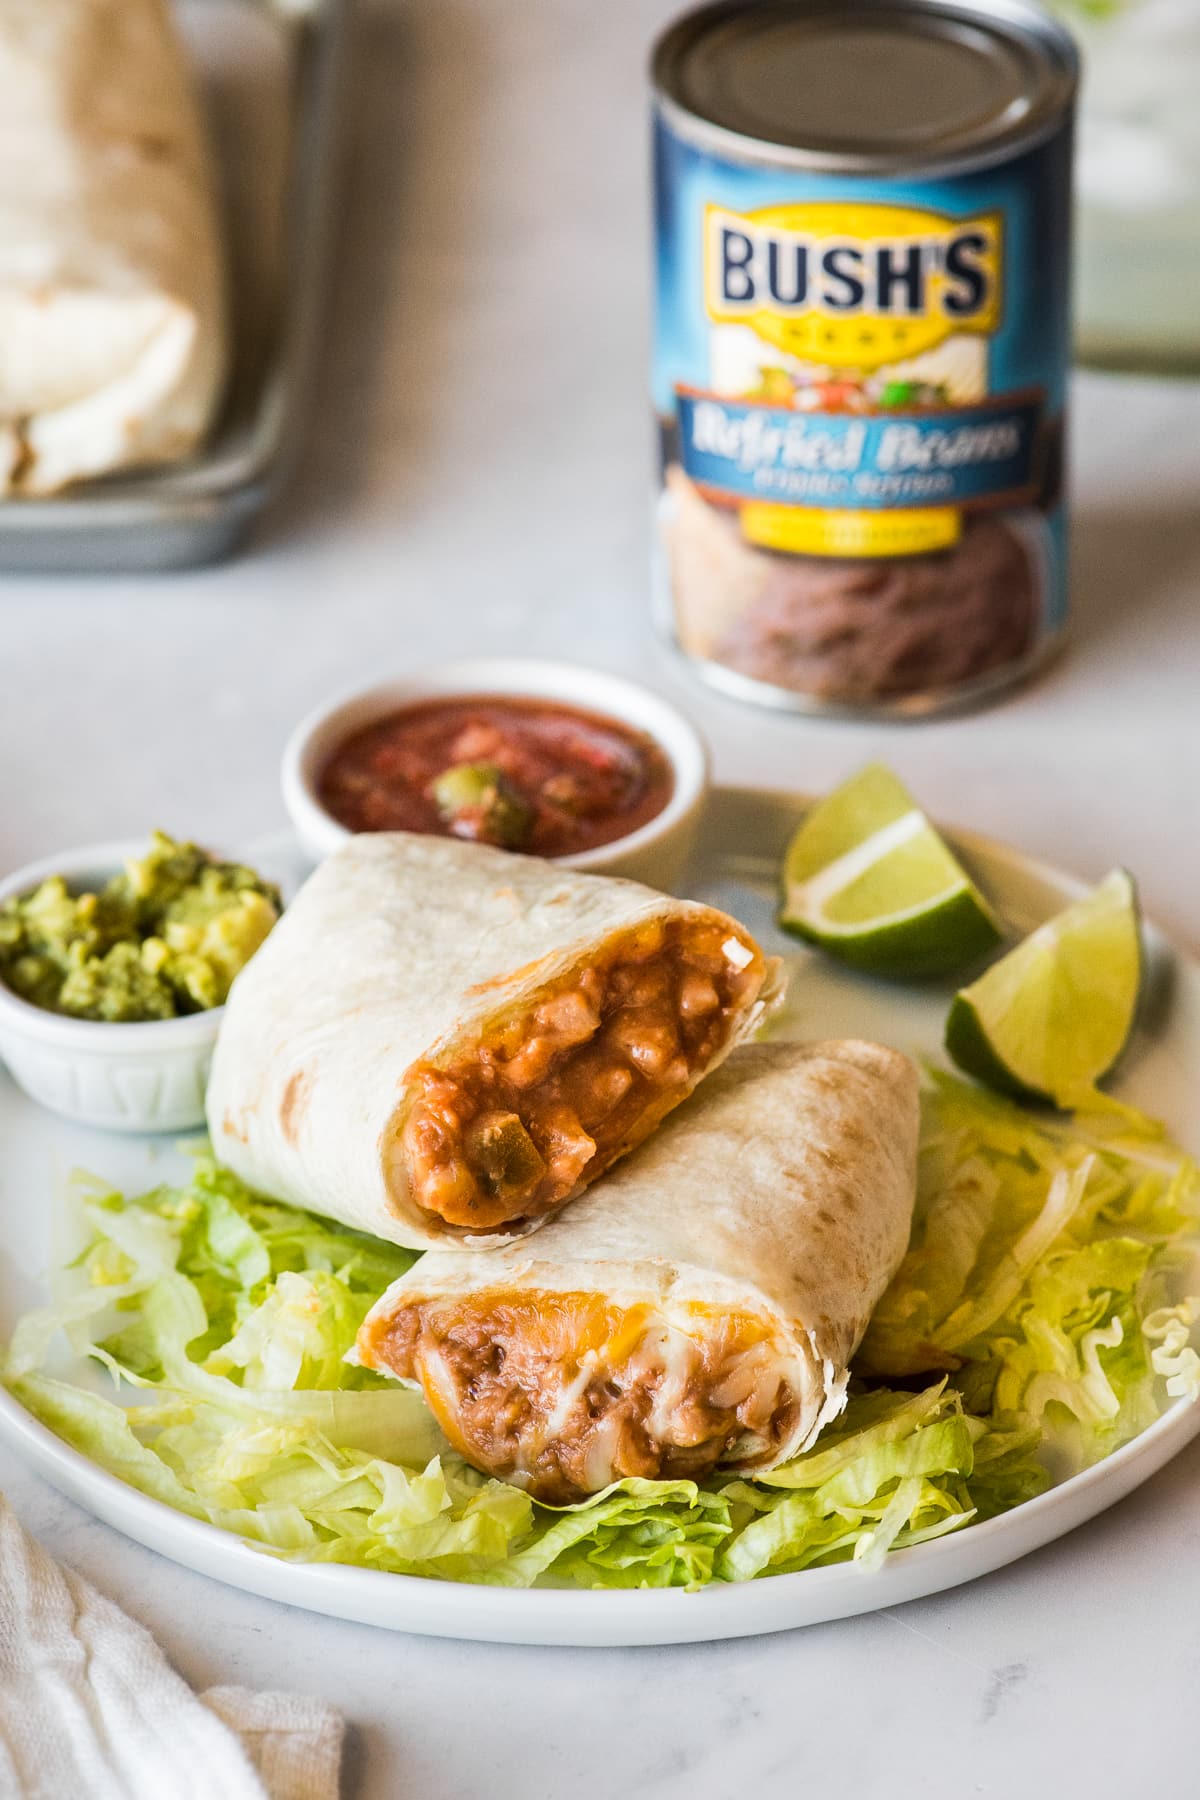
[651,0,1078,716]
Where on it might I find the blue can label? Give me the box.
[653,119,1072,708]
[675,389,1045,511]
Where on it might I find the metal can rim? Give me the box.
[650,0,1079,180]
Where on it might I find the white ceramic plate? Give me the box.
[1,792,1197,1647]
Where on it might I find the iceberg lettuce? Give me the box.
[4,1086,1199,1591]
[860,1072,1200,1474]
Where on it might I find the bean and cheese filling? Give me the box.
[360,1291,804,1505]
[398,918,763,1233]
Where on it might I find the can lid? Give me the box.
[652,0,1078,173]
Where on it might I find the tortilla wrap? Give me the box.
[207,833,780,1249]
[0,0,226,495]
[358,1039,919,1501]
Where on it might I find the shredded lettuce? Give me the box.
[718,1385,1042,1580]
[860,1071,1200,1474]
[5,1085,1199,1590]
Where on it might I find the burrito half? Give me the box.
[357,1040,919,1501]
[0,0,226,494]
[207,834,780,1248]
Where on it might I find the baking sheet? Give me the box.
[0,0,349,573]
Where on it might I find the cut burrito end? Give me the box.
[205,834,780,1250]
[357,1039,920,1500]
[358,1287,817,1505]
[397,913,769,1233]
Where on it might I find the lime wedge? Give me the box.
[945,869,1142,1106]
[779,764,1003,978]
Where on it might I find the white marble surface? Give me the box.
[2,0,1200,1793]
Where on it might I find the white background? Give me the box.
[2,1,1199,1794]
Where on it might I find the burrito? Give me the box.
[357,1040,919,1501]
[207,834,780,1249]
[0,0,226,495]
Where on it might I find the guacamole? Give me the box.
[0,832,282,1023]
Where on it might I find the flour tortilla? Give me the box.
[0,0,227,495]
[206,834,780,1249]
[359,1039,920,1475]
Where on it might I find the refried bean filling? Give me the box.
[360,1292,802,1505]
[400,918,761,1232]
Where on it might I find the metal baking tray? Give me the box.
[0,0,349,573]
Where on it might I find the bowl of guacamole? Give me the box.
[0,833,282,1132]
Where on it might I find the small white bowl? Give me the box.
[0,841,223,1134]
[281,659,711,890]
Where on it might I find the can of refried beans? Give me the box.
[651,0,1078,716]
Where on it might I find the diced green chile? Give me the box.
[432,762,535,850]
[467,1113,548,1199]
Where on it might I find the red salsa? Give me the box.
[317,696,676,858]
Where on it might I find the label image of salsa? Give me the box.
[317,697,676,859]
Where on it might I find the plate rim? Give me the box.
[3,1358,1198,1646]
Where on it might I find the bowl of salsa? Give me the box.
[282,661,710,888]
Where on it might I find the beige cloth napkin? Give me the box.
[0,1496,343,1800]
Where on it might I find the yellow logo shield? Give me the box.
[704,200,1003,371]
